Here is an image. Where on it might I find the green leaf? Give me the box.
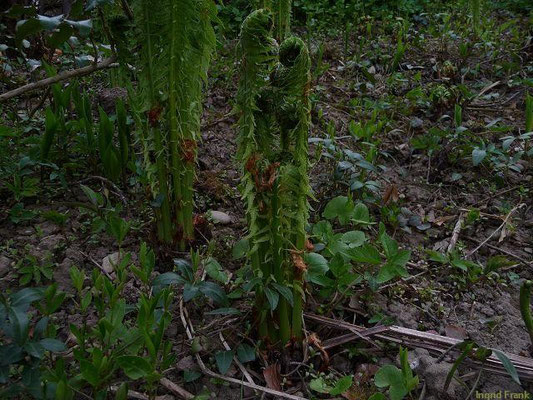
[152,272,184,287]
[264,287,279,310]
[39,338,66,352]
[232,239,249,260]
[329,253,350,278]
[9,307,29,344]
[116,356,153,380]
[0,344,23,366]
[352,202,371,225]
[24,342,45,359]
[198,282,228,306]
[309,376,332,393]
[472,148,487,166]
[323,196,354,225]
[494,350,521,386]
[236,344,256,363]
[426,249,448,264]
[341,231,366,248]
[65,19,92,36]
[38,14,64,30]
[379,225,398,257]
[272,282,293,307]
[304,253,329,275]
[114,382,128,400]
[205,258,229,284]
[348,244,381,264]
[485,256,514,274]
[10,287,43,310]
[184,369,202,382]
[47,24,74,48]
[215,350,234,374]
[80,360,99,386]
[330,375,352,395]
[368,394,386,400]
[374,365,408,400]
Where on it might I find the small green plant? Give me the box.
[0,287,66,398]
[97,104,131,183]
[15,254,55,286]
[426,250,511,285]
[374,347,419,400]
[520,280,533,346]
[309,373,353,396]
[153,253,229,308]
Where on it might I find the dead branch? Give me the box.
[0,56,118,102]
[305,313,533,382]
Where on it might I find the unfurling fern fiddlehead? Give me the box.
[133,0,216,246]
[237,9,311,346]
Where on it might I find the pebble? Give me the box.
[208,210,232,225]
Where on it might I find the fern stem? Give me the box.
[520,280,533,346]
[272,178,290,344]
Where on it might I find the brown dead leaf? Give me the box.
[383,184,399,205]
[263,364,281,391]
[434,215,456,226]
[308,333,330,368]
[305,239,314,251]
[354,363,379,385]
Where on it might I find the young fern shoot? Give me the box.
[237,9,311,346]
[133,0,216,247]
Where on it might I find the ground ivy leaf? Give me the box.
[215,350,234,374]
[236,343,256,363]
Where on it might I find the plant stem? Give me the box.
[272,178,290,344]
[520,280,533,346]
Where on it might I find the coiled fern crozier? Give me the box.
[237,9,311,345]
[133,0,216,247]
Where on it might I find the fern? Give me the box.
[237,10,311,345]
[133,0,216,246]
[472,0,481,36]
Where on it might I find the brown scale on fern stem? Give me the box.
[181,139,197,163]
[290,250,307,280]
[147,106,162,127]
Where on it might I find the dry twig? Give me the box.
[466,205,520,257]
[0,56,118,102]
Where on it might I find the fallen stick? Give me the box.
[447,212,464,253]
[305,313,533,382]
[464,236,532,267]
[0,56,118,102]
[159,378,194,400]
[466,205,520,257]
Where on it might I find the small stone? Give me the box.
[102,252,122,274]
[54,258,76,292]
[176,356,195,371]
[410,117,424,129]
[38,234,65,251]
[0,255,12,278]
[208,210,232,225]
[37,221,60,236]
